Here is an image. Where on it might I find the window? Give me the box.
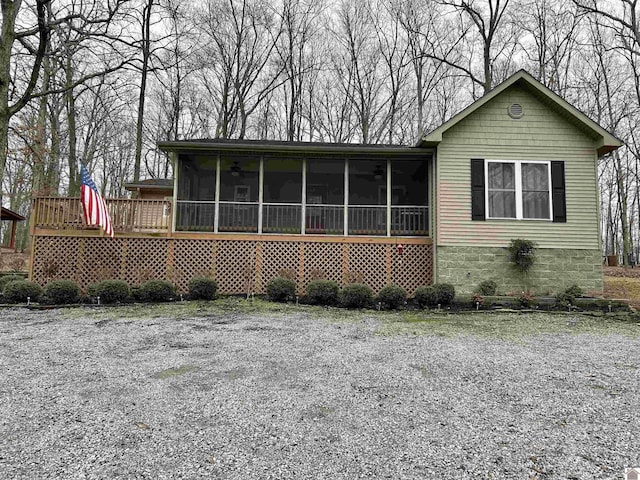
[485,160,551,220]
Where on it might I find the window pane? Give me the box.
[522,163,548,191]
[488,191,516,218]
[488,162,515,189]
[523,192,550,219]
[264,158,302,203]
[522,163,550,219]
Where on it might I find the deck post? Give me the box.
[386,158,391,237]
[344,159,349,236]
[258,156,264,234]
[172,152,178,234]
[301,158,306,235]
[214,154,221,233]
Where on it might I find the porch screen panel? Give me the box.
[390,160,428,235]
[263,158,302,234]
[348,160,386,235]
[176,155,217,231]
[306,159,344,234]
[219,157,259,232]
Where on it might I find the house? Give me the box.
[29,70,621,296]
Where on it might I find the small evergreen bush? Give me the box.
[138,279,176,302]
[564,284,584,298]
[87,280,131,304]
[339,283,373,308]
[478,279,498,296]
[44,279,80,304]
[188,277,218,300]
[306,279,339,305]
[266,277,296,302]
[377,284,407,310]
[414,285,438,308]
[555,285,584,308]
[434,283,456,306]
[414,283,456,308]
[555,292,574,308]
[0,274,25,291]
[3,280,43,303]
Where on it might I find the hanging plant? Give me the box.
[508,239,536,273]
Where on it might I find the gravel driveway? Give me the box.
[1,303,639,479]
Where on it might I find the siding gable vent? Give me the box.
[508,103,524,119]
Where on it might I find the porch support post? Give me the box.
[258,156,264,234]
[386,158,391,237]
[171,152,178,234]
[344,158,349,236]
[9,219,17,250]
[301,158,306,235]
[214,154,220,233]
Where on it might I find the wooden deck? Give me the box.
[30,197,433,295]
[32,197,171,233]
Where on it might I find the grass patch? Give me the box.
[59,296,366,323]
[152,365,199,379]
[377,311,640,340]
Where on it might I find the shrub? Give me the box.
[478,279,498,296]
[555,292,575,308]
[414,285,438,308]
[138,279,176,302]
[306,279,339,305]
[564,284,584,298]
[518,290,536,308]
[87,280,131,304]
[377,284,407,310]
[339,283,373,308]
[0,274,25,291]
[43,279,80,305]
[266,277,296,302]
[188,277,218,300]
[434,283,456,306]
[3,280,43,303]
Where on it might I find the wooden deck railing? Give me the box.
[32,197,171,232]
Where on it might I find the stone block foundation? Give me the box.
[436,246,603,295]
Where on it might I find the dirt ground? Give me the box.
[0,251,29,272]
[602,267,640,309]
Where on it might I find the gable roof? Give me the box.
[417,70,623,157]
[1,207,25,222]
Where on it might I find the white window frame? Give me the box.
[485,160,553,221]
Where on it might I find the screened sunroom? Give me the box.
[163,140,432,237]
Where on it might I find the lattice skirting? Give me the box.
[31,236,433,295]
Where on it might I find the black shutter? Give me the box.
[551,161,566,223]
[471,159,485,221]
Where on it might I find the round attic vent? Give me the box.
[508,103,524,119]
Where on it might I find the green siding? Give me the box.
[436,85,601,250]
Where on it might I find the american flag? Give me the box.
[80,164,114,238]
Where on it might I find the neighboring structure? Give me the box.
[29,70,621,295]
[1,207,25,252]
